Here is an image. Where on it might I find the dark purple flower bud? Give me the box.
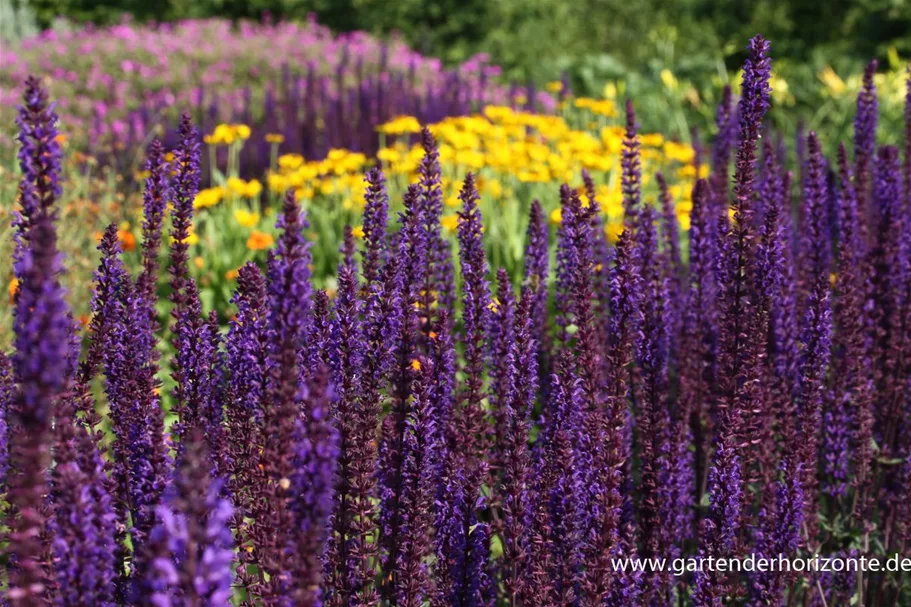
[259,190,314,600]
[138,430,234,607]
[750,458,804,604]
[828,147,876,519]
[168,113,201,325]
[419,127,456,319]
[522,199,552,385]
[454,173,490,470]
[854,59,878,235]
[533,357,585,605]
[710,85,736,207]
[307,289,333,373]
[799,132,832,288]
[137,139,170,311]
[7,79,71,605]
[0,352,10,491]
[290,367,339,607]
[361,167,389,289]
[621,99,642,229]
[325,261,375,605]
[51,398,118,607]
[391,358,436,607]
[692,444,743,606]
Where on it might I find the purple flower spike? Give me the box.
[7,77,71,607]
[137,139,170,311]
[362,166,390,289]
[621,99,642,229]
[455,172,490,471]
[138,430,234,607]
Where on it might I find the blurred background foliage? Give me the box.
[13,0,911,83]
[6,0,909,145]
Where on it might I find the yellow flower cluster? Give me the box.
[268,149,369,209]
[204,123,252,146]
[376,115,422,136]
[573,97,619,117]
[267,104,705,237]
[193,179,262,210]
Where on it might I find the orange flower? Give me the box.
[8,277,19,302]
[246,231,275,251]
[117,228,136,252]
[225,268,240,281]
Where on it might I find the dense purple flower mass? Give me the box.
[3,37,911,607]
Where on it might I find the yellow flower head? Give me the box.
[193,187,224,209]
[351,225,365,239]
[550,208,562,225]
[234,209,261,228]
[545,80,564,93]
[247,230,275,251]
[265,133,285,144]
[234,124,251,140]
[441,214,459,233]
[8,277,19,301]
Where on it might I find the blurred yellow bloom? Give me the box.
[545,80,564,93]
[265,133,285,144]
[234,209,260,227]
[234,124,251,140]
[550,208,562,225]
[441,214,459,232]
[193,256,204,269]
[246,231,274,251]
[819,66,847,97]
[8,277,19,301]
[660,69,678,91]
[378,115,422,135]
[410,359,422,371]
[206,124,236,146]
[194,187,224,209]
[351,225,365,239]
[244,179,263,198]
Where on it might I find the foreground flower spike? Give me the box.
[691,444,743,606]
[136,139,169,309]
[51,398,118,607]
[870,146,909,459]
[716,33,771,468]
[454,172,490,471]
[378,186,426,604]
[290,367,339,607]
[854,59,878,235]
[325,260,373,605]
[138,429,234,607]
[259,189,314,602]
[532,357,584,606]
[419,127,456,319]
[223,262,270,591]
[96,225,166,557]
[15,75,63,225]
[391,357,436,607]
[632,205,672,602]
[361,166,389,289]
[0,352,11,491]
[523,199,551,386]
[678,179,718,501]
[7,76,71,607]
[710,85,735,209]
[168,112,201,322]
[498,296,537,604]
[750,459,804,604]
[829,147,875,516]
[621,98,642,229]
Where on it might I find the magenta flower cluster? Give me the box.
[2,35,911,607]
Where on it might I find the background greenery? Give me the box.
[13,0,911,85]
